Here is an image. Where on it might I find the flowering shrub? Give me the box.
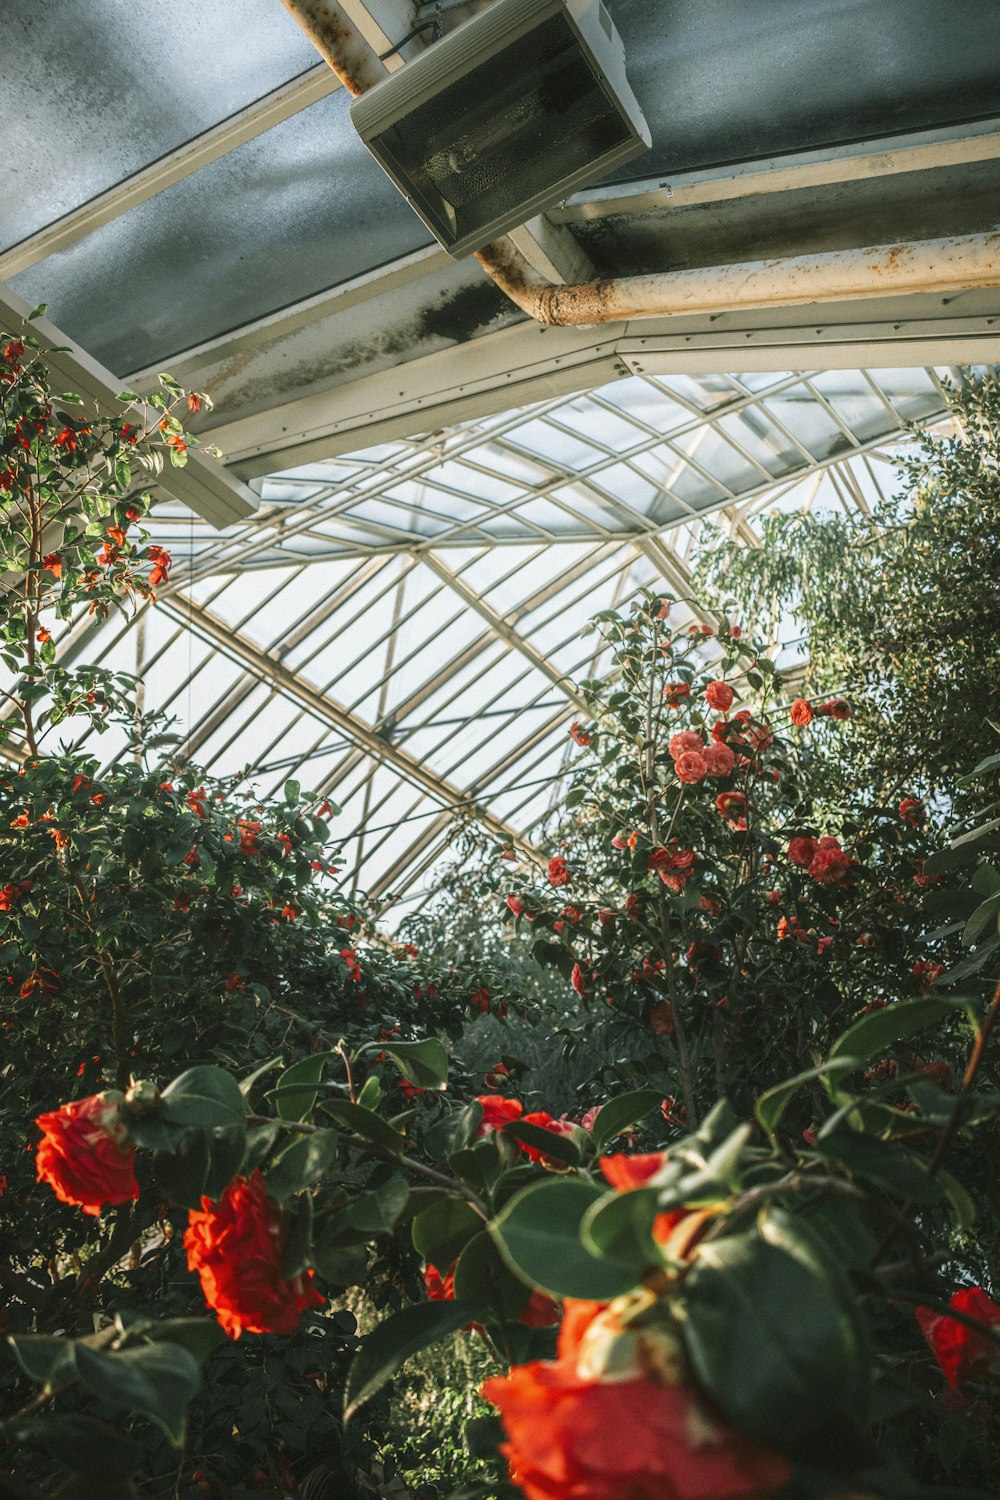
[3,330,1000,1499]
[489,595,952,1127]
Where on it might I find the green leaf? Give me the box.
[964,891,1000,947]
[816,1129,943,1203]
[589,1087,664,1150]
[681,1226,868,1447]
[266,1128,340,1202]
[411,1197,483,1268]
[828,997,969,1067]
[755,1059,858,1142]
[284,779,301,805]
[491,1178,637,1301]
[502,1120,581,1166]
[148,1319,227,1366]
[323,1098,405,1156]
[238,1055,283,1099]
[580,1187,661,1273]
[8,1333,79,1391]
[73,1341,201,1446]
[382,1037,449,1091]
[29,302,48,319]
[341,1172,410,1234]
[453,1232,532,1320]
[344,1302,478,1422]
[423,1101,482,1161]
[159,1066,246,1130]
[269,1052,332,1122]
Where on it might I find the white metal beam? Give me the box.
[0,287,257,528]
[553,118,1000,224]
[160,589,536,854]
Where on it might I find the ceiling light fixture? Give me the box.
[350,0,650,259]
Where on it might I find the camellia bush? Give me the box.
[3,321,1000,1500]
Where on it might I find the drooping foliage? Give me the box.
[694,373,1000,809]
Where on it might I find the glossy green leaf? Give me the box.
[344,1302,478,1422]
[681,1226,868,1447]
[382,1037,449,1091]
[580,1186,660,1273]
[411,1197,483,1268]
[755,1059,857,1141]
[266,1127,340,1202]
[828,996,968,1067]
[502,1120,581,1166]
[324,1099,405,1156]
[159,1065,246,1129]
[453,1232,532,1320]
[589,1087,664,1150]
[73,1341,201,1446]
[269,1052,332,1122]
[491,1178,637,1301]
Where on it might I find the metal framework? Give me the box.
[2,0,994,916]
[3,362,957,917]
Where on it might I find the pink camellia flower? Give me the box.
[506,894,525,917]
[547,856,571,888]
[675,751,708,785]
[790,698,813,727]
[702,742,735,777]
[663,681,691,706]
[817,699,851,720]
[704,680,734,713]
[787,835,818,869]
[668,730,704,760]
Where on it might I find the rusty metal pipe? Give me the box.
[276,3,1000,327]
[278,0,389,96]
[475,232,1000,325]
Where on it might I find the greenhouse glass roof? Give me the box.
[8,363,957,917]
[2,0,998,913]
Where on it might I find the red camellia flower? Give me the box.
[483,1297,790,1500]
[42,552,62,578]
[817,699,851,720]
[789,698,813,727]
[425,1260,559,1330]
[787,835,818,868]
[35,1092,139,1217]
[899,797,925,828]
[674,751,708,785]
[184,1170,325,1339]
[475,1095,524,1135]
[808,836,853,885]
[648,1000,675,1037]
[702,742,735,777]
[704,680,734,713]
[569,721,592,747]
[517,1112,579,1167]
[663,681,691,706]
[668,731,704,760]
[571,962,588,998]
[547,855,571,888]
[916,1287,1000,1393]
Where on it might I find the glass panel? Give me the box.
[0,0,319,248]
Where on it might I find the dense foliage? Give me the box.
[3,322,1000,1500]
[693,374,1000,810]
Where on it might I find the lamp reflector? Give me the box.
[350,0,650,258]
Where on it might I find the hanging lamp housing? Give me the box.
[349,0,651,259]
